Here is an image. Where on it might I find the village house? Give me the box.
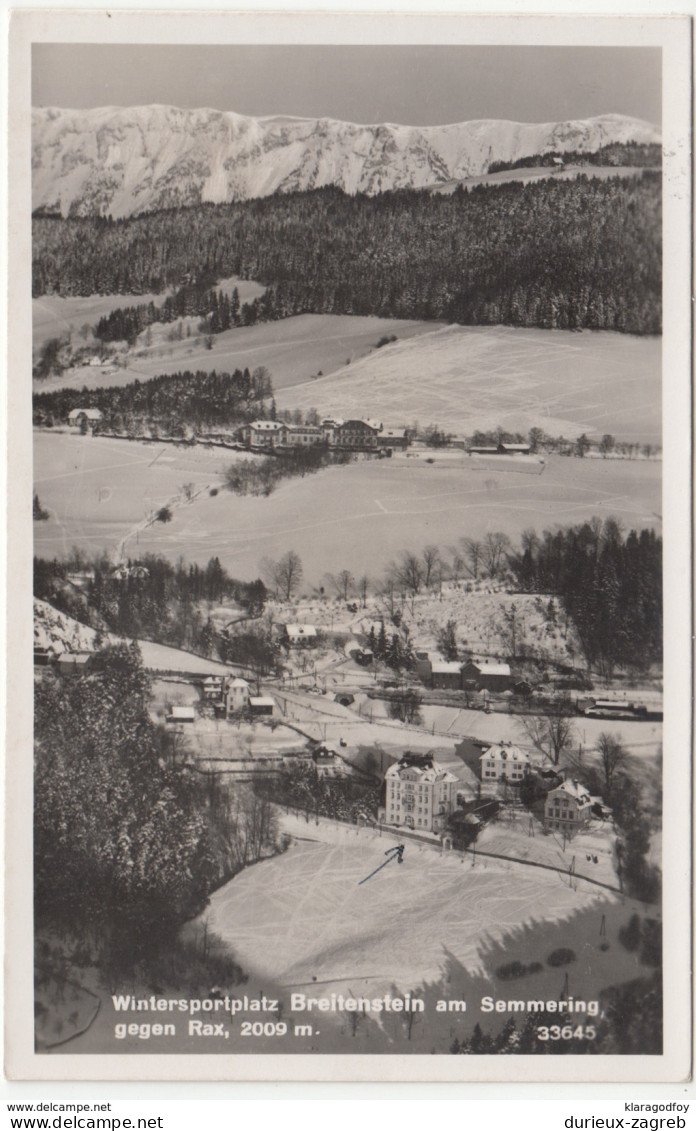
[461,659,512,692]
[378,427,409,451]
[544,779,593,836]
[381,752,457,833]
[479,743,531,785]
[246,420,285,450]
[166,705,196,724]
[202,675,224,701]
[56,652,92,677]
[249,695,274,717]
[312,745,339,777]
[284,624,318,648]
[468,441,530,455]
[68,408,103,430]
[431,660,463,691]
[225,677,250,715]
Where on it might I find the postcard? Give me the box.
[5,9,693,1082]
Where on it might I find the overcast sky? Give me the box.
[32,44,661,126]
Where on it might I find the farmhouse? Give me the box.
[381,752,457,833]
[284,624,318,648]
[544,779,593,836]
[68,408,102,430]
[461,660,512,692]
[479,743,531,784]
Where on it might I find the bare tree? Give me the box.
[422,545,441,589]
[333,569,354,602]
[265,551,304,601]
[596,732,627,794]
[482,531,511,578]
[461,537,483,580]
[379,575,400,621]
[395,553,425,608]
[518,696,576,765]
[448,549,466,585]
[357,575,369,608]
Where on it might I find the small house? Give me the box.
[166,705,196,724]
[461,660,512,692]
[378,428,409,451]
[500,443,531,455]
[202,675,224,701]
[68,408,103,430]
[56,652,92,677]
[285,624,318,648]
[249,695,274,716]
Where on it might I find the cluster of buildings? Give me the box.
[379,743,601,840]
[196,674,274,718]
[244,418,409,454]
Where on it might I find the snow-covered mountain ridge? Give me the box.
[32,105,661,218]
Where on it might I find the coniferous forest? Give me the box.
[33,173,661,335]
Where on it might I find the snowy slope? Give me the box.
[32,105,661,218]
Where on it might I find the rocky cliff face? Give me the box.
[32,105,661,218]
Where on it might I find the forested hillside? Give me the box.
[33,174,661,334]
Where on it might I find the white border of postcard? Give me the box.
[5,8,693,1083]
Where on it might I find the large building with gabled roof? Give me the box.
[382,752,457,833]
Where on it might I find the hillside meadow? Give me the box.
[276,324,661,445]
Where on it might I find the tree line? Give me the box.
[94,281,266,344]
[33,367,272,434]
[508,521,662,676]
[33,174,661,334]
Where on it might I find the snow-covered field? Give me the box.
[203,815,622,1003]
[35,433,660,583]
[276,325,661,444]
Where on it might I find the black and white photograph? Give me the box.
[5,10,692,1082]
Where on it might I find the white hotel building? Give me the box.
[382,753,457,833]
